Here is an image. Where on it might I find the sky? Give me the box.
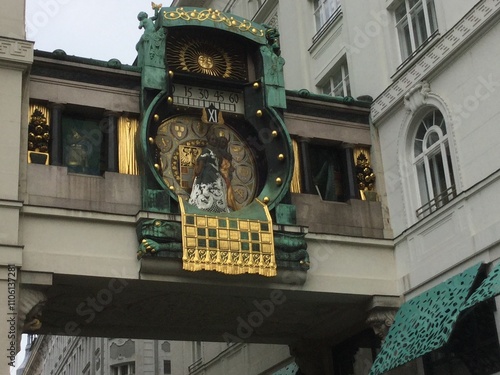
[25,0,173,65]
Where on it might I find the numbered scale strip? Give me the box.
[172,84,245,114]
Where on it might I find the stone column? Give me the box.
[104,111,119,173]
[49,103,65,166]
[341,143,360,200]
[298,138,314,194]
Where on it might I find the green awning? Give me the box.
[461,261,500,311]
[369,263,483,375]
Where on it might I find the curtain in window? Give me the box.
[118,116,139,175]
[290,139,302,193]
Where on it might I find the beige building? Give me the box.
[3,0,500,374]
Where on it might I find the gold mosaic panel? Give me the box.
[179,199,276,277]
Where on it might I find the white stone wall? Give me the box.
[373,2,500,294]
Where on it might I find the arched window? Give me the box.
[413,109,456,218]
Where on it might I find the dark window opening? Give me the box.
[164,359,172,374]
[62,115,103,176]
[309,145,345,202]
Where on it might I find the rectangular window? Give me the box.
[164,360,172,374]
[307,143,346,202]
[321,63,351,97]
[395,0,437,61]
[111,362,135,375]
[314,0,341,31]
[62,116,103,176]
[309,145,346,201]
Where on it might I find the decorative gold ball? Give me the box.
[275,177,282,185]
[155,221,161,227]
[278,154,285,161]
[263,197,270,204]
[169,185,175,191]
[154,114,160,122]
[253,82,260,89]
[271,130,278,137]
[256,110,263,117]
[167,97,173,104]
[168,70,174,78]
[148,137,155,144]
[154,163,160,171]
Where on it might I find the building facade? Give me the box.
[170,0,500,373]
[3,0,500,375]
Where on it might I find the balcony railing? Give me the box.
[416,185,457,219]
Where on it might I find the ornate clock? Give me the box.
[136,6,308,276]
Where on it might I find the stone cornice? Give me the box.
[0,37,34,69]
[371,0,500,124]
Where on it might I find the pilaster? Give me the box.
[0,35,33,371]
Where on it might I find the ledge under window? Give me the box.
[391,31,440,81]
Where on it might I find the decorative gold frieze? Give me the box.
[163,8,265,38]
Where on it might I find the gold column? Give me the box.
[118,115,139,175]
[290,139,302,193]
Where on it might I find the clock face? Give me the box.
[171,84,244,114]
[153,114,258,211]
[142,25,292,213]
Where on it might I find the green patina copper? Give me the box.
[135,6,306,273]
[136,7,286,109]
[136,7,167,92]
[462,261,500,311]
[260,27,286,109]
[369,263,483,375]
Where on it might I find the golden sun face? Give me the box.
[197,54,214,70]
[167,31,248,81]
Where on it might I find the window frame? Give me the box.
[111,362,135,375]
[394,0,438,61]
[164,359,172,374]
[314,0,341,32]
[412,108,456,218]
[321,62,351,97]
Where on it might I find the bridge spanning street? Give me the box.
[19,172,397,346]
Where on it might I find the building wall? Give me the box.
[373,2,500,296]
[0,1,32,374]
[12,1,500,375]
[23,336,175,375]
